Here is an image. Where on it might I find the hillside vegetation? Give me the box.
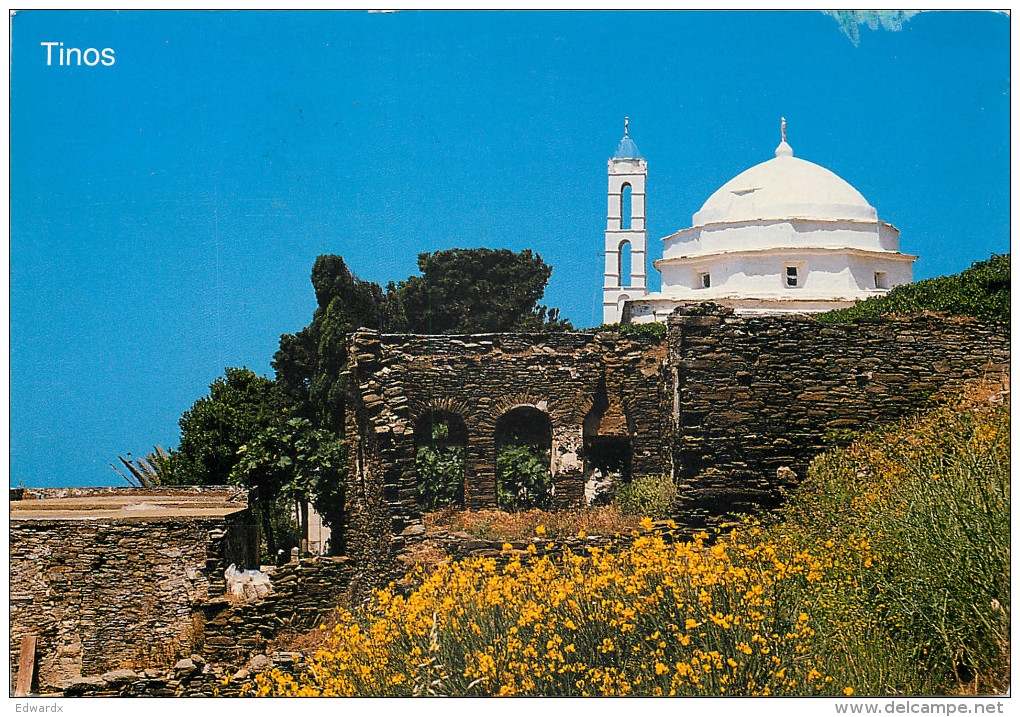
[818,253,1009,323]
[246,380,1009,696]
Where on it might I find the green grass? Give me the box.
[767,380,1010,693]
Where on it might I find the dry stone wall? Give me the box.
[60,650,308,697]
[667,303,1010,530]
[397,519,683,573]
[195,556,356,665]
[9,487,257,692]
[343,307,1009,559]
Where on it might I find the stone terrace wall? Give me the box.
[195,556,356,665]
[668,303,1010,530]
[10,491,257,692]
[11,485,249,501]
[342,330,669,572]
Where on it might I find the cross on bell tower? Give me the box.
[602,118,648,324]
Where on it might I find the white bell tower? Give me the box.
[602,117,648,324]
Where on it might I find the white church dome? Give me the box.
[692,140,878,226]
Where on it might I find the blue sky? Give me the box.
[9,11,1009,488]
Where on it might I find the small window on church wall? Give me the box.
[786,265,798,287]
[621,184,632,230]
[875,271,888,289]
[618,241,632,287]
[698,272,711,289]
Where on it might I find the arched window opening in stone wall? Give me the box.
[582,391,633,505]
[494,406,553,512]
[413,409,468,510]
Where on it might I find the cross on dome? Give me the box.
[613,117,642,159]
[775,116,793,158]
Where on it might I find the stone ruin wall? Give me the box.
[341,331,670,572]
[343,307,1009,564]
[9,486,258,691]
[668,304,1010,530]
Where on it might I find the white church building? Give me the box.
[602,119,917,324]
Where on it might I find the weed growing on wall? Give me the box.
[593,322,667,340]
[614,473,677,520]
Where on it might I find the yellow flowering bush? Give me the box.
[250,524,845,697]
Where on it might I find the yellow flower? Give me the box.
[843,687,854,695]
[640,516,654,531]
[535,525,546,536]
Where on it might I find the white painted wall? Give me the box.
[658,248,913,301]
[662,219,901,260]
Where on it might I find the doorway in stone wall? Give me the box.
[582,388,633,505]
[413,409,469,510]
[494,406,553,511]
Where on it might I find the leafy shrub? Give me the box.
[614,473,677,519]
[414,417,466,510]
[495,445,552,511]
[818,253,1010,324]
[416,445,465,509]
[593,321,667,340]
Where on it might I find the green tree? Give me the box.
[273,249,573,438]
[263,250,573,542]
[273,255,384,432]
[111,445,175,487]
[231,414,347,556]
[382,248,574,334]
[173,367,274,485]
